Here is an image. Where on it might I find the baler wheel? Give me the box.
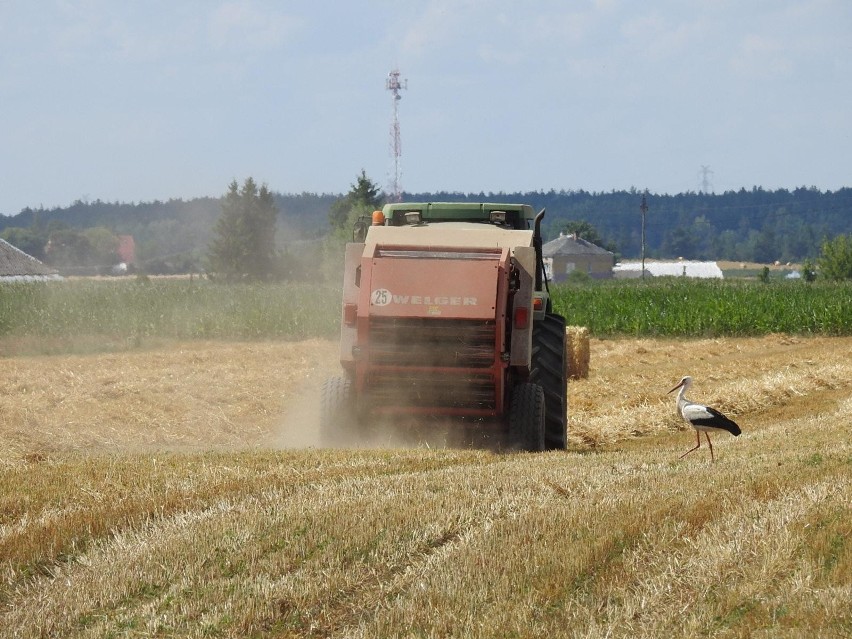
[508,382,546,452]
[320,375,353,445]
[532,313,568,450]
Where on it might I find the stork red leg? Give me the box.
[705,433,715,462]
[680,429,701,459]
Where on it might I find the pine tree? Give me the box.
[328,170,384,231]
[208,178,279,280]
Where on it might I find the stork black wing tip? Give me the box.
[705,406,742,436]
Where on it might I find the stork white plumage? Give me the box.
[669,376,741,462]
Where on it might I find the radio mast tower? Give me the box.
[386,69,407,202]
[699,165,714,194]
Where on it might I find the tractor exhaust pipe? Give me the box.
[534,208,546,290]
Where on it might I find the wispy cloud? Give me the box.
[731,33,791,76]
[399,0,475,56]
[208,1,303,51]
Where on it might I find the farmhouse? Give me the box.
[0,238,61,282]
[613,260,724,279]
[543,233,614,281]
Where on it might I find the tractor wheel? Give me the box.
[508,382,546,452]
[531,313,568,450]
[320,375,353,445]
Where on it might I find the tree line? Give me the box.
[411,186,852,264]
[1,178,851,277]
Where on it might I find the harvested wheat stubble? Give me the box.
[1,335,851,459]
[1,335,851,638]
[567,334,852,449]
[0,339,341,460]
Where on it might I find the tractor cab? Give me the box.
[379,202,534,230]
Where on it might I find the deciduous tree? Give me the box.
[818,234,852,281]
[0,227,46,260]
[559,220,604,246]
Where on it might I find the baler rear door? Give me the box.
[357,247,510,417]
[365,248,500,320]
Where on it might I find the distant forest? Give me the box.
[1,186,850,273]
[413,187,852,264]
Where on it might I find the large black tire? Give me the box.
[320,375,353,445]
[508,382,546,452]
[531,313,568,450]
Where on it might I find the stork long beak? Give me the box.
[668,380,685,394]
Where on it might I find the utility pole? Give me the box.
[640,191,648,280]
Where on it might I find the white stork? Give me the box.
[669,376,741,462]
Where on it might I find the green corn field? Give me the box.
[550,279,852,336]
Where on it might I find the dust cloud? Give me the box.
[271,375,506,452]
[272,383,324,449]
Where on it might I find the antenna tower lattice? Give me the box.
[386,69,407,202]
[699,165,714,194]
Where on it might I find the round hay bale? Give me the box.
[565,326,590,379]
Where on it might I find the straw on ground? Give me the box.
[1,335,850,638]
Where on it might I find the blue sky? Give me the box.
[1,0,850,215]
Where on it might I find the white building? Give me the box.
[613,260,724,279]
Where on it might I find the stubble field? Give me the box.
[1,335,850,638]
